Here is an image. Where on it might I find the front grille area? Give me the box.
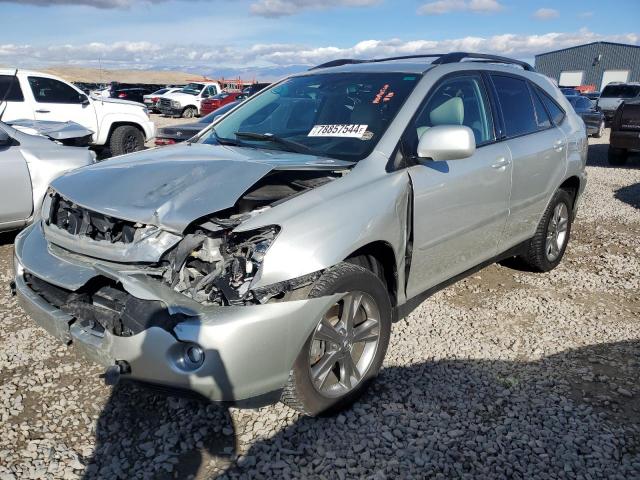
[48,193,139,244]
[25,273,181,337]
[159,98,172,109]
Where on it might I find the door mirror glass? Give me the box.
[0,128,11,146]
[417,125,475,161]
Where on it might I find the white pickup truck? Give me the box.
[0,69,155,156]
[157,81,222,118]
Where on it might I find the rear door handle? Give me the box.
[35,109,50,113]
[491,157,510,169]
[553,140,565,152]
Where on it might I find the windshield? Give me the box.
[152,88,169,95]
[601,84,640,98]
[181,83,205,95]
[199,72,421,160]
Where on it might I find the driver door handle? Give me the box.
[491,157,511,169]
[35,109,50,113]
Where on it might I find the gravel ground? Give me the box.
[0,128,639,479]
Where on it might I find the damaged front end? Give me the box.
[42,167,344,313]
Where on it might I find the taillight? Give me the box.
[152,97,159,102]
[155,138,176,146]
[118,93,126,98]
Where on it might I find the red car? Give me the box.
[200,92,246,116]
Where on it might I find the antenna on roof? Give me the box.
[0,68,19,123]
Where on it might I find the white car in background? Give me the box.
[143,87,182,113]
[0,69,155,156]
[157,82,222,118]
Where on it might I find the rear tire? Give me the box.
[593,120,605,138]
[182,106,197,118]
[108,125,144,157]
[281,262,392,416]
[608,147,628,166]
[519,189,573,272]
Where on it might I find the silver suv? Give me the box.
[13,53,587,415]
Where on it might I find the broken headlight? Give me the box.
[164,225,280,305]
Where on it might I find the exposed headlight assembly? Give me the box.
[171,100,181,109]
[164,225,280,305]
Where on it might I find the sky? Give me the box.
[0,0,638,80]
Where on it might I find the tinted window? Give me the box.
[491,75,538,137]
[531,88,552,129]
[0,75,24,101]
[601,85,640,98]
[537,88,566,125]
[412,75,494,148]
[28,76,83,104]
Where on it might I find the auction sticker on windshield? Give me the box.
[308,124,368,138]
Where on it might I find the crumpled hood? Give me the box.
[50,143,353,233]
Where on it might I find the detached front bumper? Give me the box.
[13,223,336,405]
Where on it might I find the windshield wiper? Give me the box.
[206,128,240,146]
[234,131,313,154]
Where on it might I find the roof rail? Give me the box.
[309,59,367,70]
[308,52,534,72]
[309,54,445,71]
[432,52,535,71]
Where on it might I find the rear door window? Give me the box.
[28,76,83,104]
[0,75,24,101]
[491,75,538,137]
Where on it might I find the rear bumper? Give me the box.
[610,130,640,150]
[13,223,336,404]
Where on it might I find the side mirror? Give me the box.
[201,92,209,98]
[0,128,11,146]
[80,94,90,106]
[417,125,476,162]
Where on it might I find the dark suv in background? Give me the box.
[609,98,640,165]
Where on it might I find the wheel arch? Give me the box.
[345,241,398,307]
[559,175,581,209]
[105,121,145,143]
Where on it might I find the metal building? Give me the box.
[535,41,640,92]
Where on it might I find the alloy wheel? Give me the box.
[124,134,140,153]
[308,291,381,398]
[545,202,569,261]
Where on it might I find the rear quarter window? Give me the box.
[536,87,566,125]
[0,75,24,102]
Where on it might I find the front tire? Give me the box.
[519,189,573,272]
[281,262,392,416]
[108,125,144,157]
[182,106,197,118]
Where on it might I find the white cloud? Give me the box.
[418,0,503,15]
[533,8,559,20]
[1,29,637,75]
[0,0,166,7]
[249,0,379,17]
